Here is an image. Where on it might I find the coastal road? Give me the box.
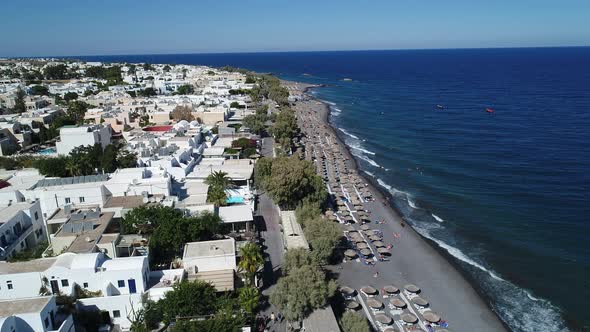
[256,137,287,332]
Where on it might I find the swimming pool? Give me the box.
[226,196,245,204]
[38,148,57,155]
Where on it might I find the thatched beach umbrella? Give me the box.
[390,298,406,309]
[364,230,376,236]
[373,241,385,247]
[346,300,360,310]
[341,210,350,217]
[411,297,429,307]
[360,248,372,256]
[377,247,391,255]
[360,225,370,231]
[382,328,395,332]
[367,298,384,309]
[383,285,399,295]
[325,210,334,216]
[357,242,369,249]
[328,214,337,221]
[404,284,421,294]
[369,235,381,242]
[375,314,393,325]
[344,249,357,258]
[423,312,441,324]
[340,286,356,296]
[360,286,377,295]
[337,200,345,206]
[343,215,354,222]
[401,313,418,324]
[352,238,365,244]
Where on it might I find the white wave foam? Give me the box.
[364,171,375,177]
[338,127,359,139]
[432,214,444,222]
[376,178,410,197]
[407,197,418,209]
[350,144,376,156]
[352,152,380,168]
[322,100,336,106]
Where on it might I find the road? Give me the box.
[255,136,286,332]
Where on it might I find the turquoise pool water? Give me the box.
[226,196,244,204]
[38,148,56,155]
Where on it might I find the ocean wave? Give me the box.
[351,152,380,168]
[321,99,337,106]
[338,127,358,139]
[431,213,444,222]
[412,226,567,332]
[350,144,376,156]
[407,197,418,209]
[376,178,410,197]
[364,170,375,177]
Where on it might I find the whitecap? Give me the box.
[321,99,336,106]
[432,214,444,222]
[338,127,359,139]
[350,144,376,156]
[407,197,418,209]
[351,152,380,168]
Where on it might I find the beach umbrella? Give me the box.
[369,235,381,242]
[344,249,357,258]
[341,211,351,217]
[360,286,377,295]
[411,297,429,307]
[360,248,372,256]
[325,210,334,216]
[404,284,421,294]
[344,215,354,222]
[357,242,369,249]
[383,285,399,295]
[373,241,385,247]
[375,314,393,325]
[352,238,366,244]
[346,300,360,310]
[328,214,337,221]
[360,225,370,231]
[364,230,376,236]
[390,298,406,309]
[401,313,418,324]
[340,286,356,296]
[337,200,345,206]
[382,328,395,332]
[338,205,348,212]
[423,312,441,324]
[377,248,391,255]
[367,298,384,309]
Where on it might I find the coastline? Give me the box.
[287,80,510,331]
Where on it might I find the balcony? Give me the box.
[0,223,33,260]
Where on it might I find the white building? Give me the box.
[182,238,236,291]
[0,296,74,332]
[0,201,45,261]
[0,252,181,330]
[56,124,112,156]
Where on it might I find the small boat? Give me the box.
[486,108,495,113]
[436,104,444,109]
[342,78,353,82]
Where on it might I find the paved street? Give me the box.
[255,137,286,332]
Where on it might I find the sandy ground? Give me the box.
[285,80,508,332]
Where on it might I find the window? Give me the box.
[117,280,125,287]
[7,281,13,290]
[83,282,88,288]
[65,197,71,204]
[61,279,69,287]
[34,211,39,220]
[44,317,50,328]
[113,310,121,318]
[79,197,85,203]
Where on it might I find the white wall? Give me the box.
[78,293,143,330]
[183,254,236,274]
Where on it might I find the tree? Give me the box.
[340,311,370,332]
[117,150,137,168]
[138,87,157,97]
[238,242,264,286]
[100,144,118,173]
[32,157,69,177]
[242,114,267,135]
[270,264,337,322]
[270,108,298,152]
[63,92,78,102]
[163,65,171,72]
[205,171,231,207]
[176,84,194,95]
[159,280,218,324]
[143,63,154,71]
[245,75,256,84]
[171,105,194,121]
[283,248,315,275]
[31,85,49,95]
[253,157,272,190]
[67,100,90,124]
[264,156,327,209]
[13,87,26,113]
[207,186,227,207]
[121,205,184,235]
[44,64,68,80]
[238,287,260,317]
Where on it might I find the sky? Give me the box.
[1,0,589,57]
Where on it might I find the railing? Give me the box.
[0,224,33,259]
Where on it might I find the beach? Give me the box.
[284,80,508,332]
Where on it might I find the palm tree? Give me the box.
[205,171,231,189]
[238,242,264,286]
[207,186,227,207]
[65,158,79,176]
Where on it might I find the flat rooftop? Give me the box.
[0,296,52,316]
[55,211,115,253]
[0,201,34,224]
[33,174,108,189]
[0,258,57,275]
[183,238,235,259]
[218,205,254,224]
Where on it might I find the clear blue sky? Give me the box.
[1,0,589,57]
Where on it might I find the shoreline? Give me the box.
[287,80,510,331]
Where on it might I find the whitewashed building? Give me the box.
[56,124,112,155]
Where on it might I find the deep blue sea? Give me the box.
[77,48,590,331]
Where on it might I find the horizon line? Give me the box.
[3,45,589,59]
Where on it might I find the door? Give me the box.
[50,280,60,294]
[128,279,137,294]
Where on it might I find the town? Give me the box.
[0,59,464,332]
